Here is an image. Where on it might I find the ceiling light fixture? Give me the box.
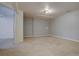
[40,6,53,15]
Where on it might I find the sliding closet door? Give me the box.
[33,19,49,37]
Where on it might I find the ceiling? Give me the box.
[14,2,79,19]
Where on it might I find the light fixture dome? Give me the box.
[40,6,53,15]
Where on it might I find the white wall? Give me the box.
[0,5,15,39]
[51,11,79,40]
[24,18,32,37]
[24,18,49,37]
[33,19,49,37]
[0,16,15,48]
[0,17,14,39]
[0,5,16,48]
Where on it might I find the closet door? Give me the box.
[24,19,32,37]
[33,19,49,37]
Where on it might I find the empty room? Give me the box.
[0,2,79,56]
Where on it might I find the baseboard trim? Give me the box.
[24,34,50,38]
[24,36,32,38]
[51,35,79,42]
[0,38,13,40]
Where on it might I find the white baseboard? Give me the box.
[24,34,79,42]
[24,36,32,37]
[51,35,79,42]
[33,35,49,37]
[24,34,50,38]
[0,38,13,40]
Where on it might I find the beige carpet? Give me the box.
[0,37,79,56]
